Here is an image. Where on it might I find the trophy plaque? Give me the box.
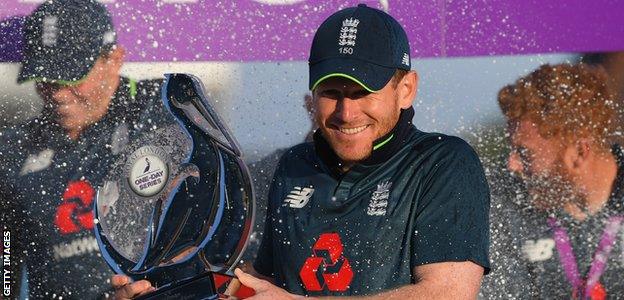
[94,74,255,299]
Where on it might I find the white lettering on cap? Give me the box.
[103,31,116,45]
[402,53,409,66]
[338,18,359,55]
[42,16,58,46]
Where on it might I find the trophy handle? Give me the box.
[162,74,256,273]
[135,272,218,300]
[134,270,256,300]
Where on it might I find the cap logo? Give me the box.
[338,18,359,55]
[42,16,59,46]
[103,31,116,45]
[402,53,409,66]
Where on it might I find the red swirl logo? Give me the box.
[54,180,95,235]
[299,233,354,292]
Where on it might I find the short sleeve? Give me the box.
[480,199,535,297]
[411,137,491,273]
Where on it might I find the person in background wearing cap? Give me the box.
[0,0,171,298]
[481,63,624,299]
[113,4,490,299]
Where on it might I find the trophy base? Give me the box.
[136,272,218,300]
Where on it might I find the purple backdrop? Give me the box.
[1,0,623,62]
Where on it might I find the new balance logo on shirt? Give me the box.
[522,238,555,262]
[284,186,314,208]
[19,149,54,176]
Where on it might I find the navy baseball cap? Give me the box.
[309,4,411,92]
[18,0,117,84]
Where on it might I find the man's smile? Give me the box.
[337,125,370,135]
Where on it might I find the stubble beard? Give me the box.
[320,98,401,165]
[525,162,584,212]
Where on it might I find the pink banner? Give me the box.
[1,0,623,62]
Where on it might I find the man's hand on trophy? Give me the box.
[111,274,156,300]
[234,268,308,300]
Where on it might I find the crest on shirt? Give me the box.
[19,148,54,176]
[283,186,314,208]
[367,181,391,216]
[521,238,555,262]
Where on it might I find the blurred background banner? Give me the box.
[2,0,624,62]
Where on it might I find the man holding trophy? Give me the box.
[113,4,490,299]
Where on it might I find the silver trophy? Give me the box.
[94,74,255,299]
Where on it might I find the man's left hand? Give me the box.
[234,268,307,300]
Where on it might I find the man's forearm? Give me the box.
[318,280,479,300]
[236,261,484,300]
[319,269,482,300]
